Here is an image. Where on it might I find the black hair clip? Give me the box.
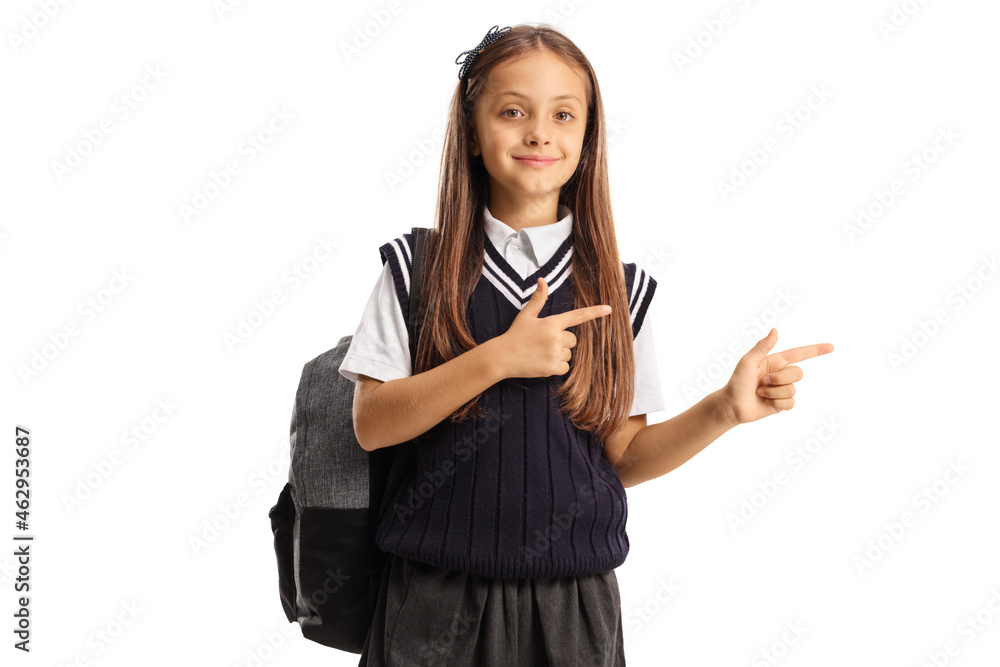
[455,25,512,80]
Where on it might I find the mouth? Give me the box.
[513,155,559,168]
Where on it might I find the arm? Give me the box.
[353,338,506,451]
[355,276,613,452]
[605,389,737,488]
[605,329,834,487]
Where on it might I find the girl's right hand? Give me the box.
[491,277,612,380]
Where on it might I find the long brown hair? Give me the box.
[415,23,634,447]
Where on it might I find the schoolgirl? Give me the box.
[339,23,833,667]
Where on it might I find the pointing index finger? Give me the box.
[548,305,613,329]
[774,343,834,365]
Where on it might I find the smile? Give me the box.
[513,156,558,168]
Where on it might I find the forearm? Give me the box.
[355,338,506,451]
[617,389,737,488]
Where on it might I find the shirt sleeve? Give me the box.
[630,309,665,416]
[338,261,412,384]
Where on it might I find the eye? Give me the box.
[501,108,575,122]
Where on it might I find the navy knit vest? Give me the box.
[374,228,657,579]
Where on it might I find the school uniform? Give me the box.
[339,203,663,666]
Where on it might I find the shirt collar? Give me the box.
[483,203,573,267]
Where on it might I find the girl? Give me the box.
[339,23,833,667]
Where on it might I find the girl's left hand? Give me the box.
[719,328,834,426]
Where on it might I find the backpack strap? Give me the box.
[407,227,430,366]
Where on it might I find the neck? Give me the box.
[487,194,561,232]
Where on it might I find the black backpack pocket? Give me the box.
[268,482,297,623]
[296,506,371,653]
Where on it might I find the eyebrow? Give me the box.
[496,91,583,105]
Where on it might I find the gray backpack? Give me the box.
[268,226,432,653]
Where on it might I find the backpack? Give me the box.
[267,226,433,653]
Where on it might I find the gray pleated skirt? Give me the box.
[359,552,626,666]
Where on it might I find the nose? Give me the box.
[525,118,550,145]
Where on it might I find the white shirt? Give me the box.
[338,204,665,416]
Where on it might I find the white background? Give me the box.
[2,0,999,665]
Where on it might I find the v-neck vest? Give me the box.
[374,229,657,578]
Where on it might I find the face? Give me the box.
[469,50,589,210]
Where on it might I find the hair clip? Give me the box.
[455,25,512,80]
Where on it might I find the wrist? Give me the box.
[710,388,739,431]
[476,337,509,384]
